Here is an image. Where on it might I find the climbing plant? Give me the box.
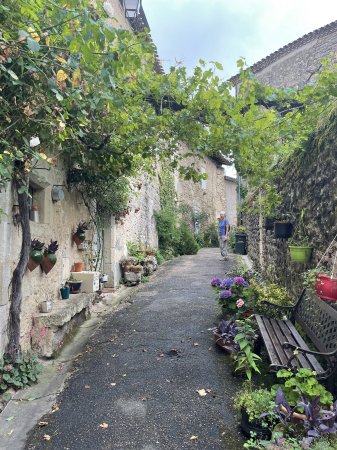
[2,0,337,358]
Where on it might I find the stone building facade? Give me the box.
[175,145,227,231]
[0,1,226,356]
[230,20,337,89]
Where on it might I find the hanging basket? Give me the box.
[289,246,313,263]
[41,254,57,274]
[274,222,293,239]
[315,274,337,302]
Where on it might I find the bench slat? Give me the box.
[256,315,295,369]
[262,318,297,368]
[282,319,324,374]
[256,314,325,374]
[255,315,280,367]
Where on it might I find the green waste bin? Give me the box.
[235,241,247,255]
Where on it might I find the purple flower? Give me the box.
[233,276,246,285]
[220,289,232,299]
[243,280,250,287]
[211,277,222,286]
[221,278,234,288]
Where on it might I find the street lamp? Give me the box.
[123,0,141,18]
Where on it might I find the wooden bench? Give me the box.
[255,289,337,381]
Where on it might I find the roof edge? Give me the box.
[229,19,337,84]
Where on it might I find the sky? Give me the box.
[142,0,337,79]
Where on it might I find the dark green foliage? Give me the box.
[202,222,219,247]
[0,352,42,395]
[175,222,199,255]
[155,208,180,253]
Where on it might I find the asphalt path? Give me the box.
[25,248,245,450]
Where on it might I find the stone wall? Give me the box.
[175,144,226,227]
[103,172,160,287]
[0,160,90,355]
[245,116,337,297]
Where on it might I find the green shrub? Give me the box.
[155,208,180,252]
[203,222,219,247]
[155,250,165,265]
[175,221,199,255]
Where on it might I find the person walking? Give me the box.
[218,211,230,261]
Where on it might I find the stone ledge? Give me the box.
[32,294,94,358]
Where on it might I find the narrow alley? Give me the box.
[25,249,244,450]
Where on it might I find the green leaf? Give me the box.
[7,69,18,80]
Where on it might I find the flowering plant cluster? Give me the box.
[211,275,252,317]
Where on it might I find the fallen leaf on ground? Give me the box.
[6,416,14,421]
[84,385,91,389]
[142,348,148,352]
[51,404,59,413]
[110,383,116,386]
[7,430,14,436]
[99,422,109,429]
[197,389,207,397]
[190,435,198,440]
[193,342,199,347]
[122,374,127,377]
[38,421,49,427]
[43,434,51,441]
[206,389,212,393]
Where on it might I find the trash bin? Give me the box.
[235,241,247,255]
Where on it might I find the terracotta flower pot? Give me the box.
[73,232,85,246]
[27,249,44,271]
[73,262,84,272]
[41,254,57,274]
[315,274,337,302]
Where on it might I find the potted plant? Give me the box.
[263,217,276,231]
[288,210,313,263]
[27,239,45,272]
[67,274,82,294]
[41,240,59,274]
[303,266,337,302]
[274,214,293,239]
[73,221,89,246]
[73,262,84,272]
[235,387,274,439]
[60,283,70,300]
[212,319,239,353]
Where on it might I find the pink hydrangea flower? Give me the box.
[236,299,245,308]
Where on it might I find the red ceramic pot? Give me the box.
[315,274,337,302]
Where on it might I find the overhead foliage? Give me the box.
[2,0,337,357]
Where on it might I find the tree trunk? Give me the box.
[6,176,31,359]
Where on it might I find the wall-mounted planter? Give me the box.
[288,245,313,263]
[315,274,337,302]
[263,218,275,230]
[41,253,57,274]
[27,250,44,272]
[73,232,85,246]
[27,240,45,271]
[274,222,293,239]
